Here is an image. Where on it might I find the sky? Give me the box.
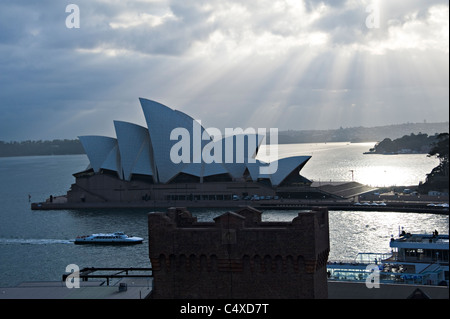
[0,0,448,141]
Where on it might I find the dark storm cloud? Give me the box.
[303,0,450,46]
[0,0,448,140]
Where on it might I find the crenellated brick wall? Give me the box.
[148,206,329,299]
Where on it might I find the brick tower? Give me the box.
[148,206,329,299]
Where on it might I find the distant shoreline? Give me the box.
[0,139,84,158]
[2,121,448,157]
[0,152,86,158]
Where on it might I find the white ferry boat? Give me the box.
[327,229,449,286]
[74,232,143,245]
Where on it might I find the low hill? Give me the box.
[276,122,449,144]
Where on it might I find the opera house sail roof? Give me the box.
[77,98,311,187]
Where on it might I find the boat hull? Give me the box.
[74,239,143,245]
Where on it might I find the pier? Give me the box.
[31,198,449,214]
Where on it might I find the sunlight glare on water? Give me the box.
[259,142,439,186]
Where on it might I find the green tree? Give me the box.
[428,133,449,178]
[420,133,449,192]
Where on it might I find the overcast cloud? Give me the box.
[0,0,448,140]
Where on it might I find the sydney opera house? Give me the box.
[64,98,334,207]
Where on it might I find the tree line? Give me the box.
[0,139,85,157]
[369,133,440,154]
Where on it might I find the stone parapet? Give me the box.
[148,206,329,299]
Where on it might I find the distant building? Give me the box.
[148,206,330,299]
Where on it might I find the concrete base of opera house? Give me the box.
[30,178,448,213]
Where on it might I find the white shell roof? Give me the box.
[114,121,154,181]
[78,98,311,185]
[268,156,311,186]
[100,143,122,179]
[220,134,263,179]
[140,98,206,183]
[78,136,118,173]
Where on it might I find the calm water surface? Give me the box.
[0,144,447,287]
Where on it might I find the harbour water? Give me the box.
[0,143,448,287]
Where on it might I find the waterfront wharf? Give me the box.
[31,198,449,214]
[30,179,448,214]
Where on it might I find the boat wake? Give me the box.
[0,238,73,245]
